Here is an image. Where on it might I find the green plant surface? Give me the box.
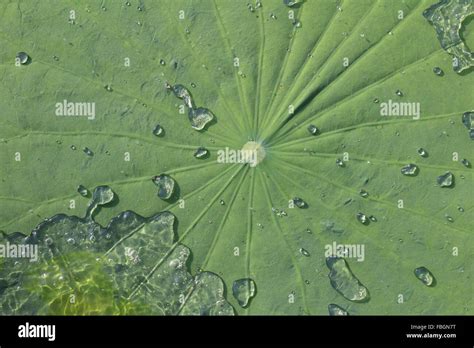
[0,0,473,315]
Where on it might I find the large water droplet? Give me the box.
[172,84,194,108]
[188,107,214,131]
[414,266,435,286]
[232,278,256,308]
[85,186,115,219]
[462,112,474,140]
[194,147,209,159]
[328,303,349,316]
[401,164,418,176]
[152,174,175,200]
[326,257,369,302]
[437,171,453,187]
[16,52,29,65]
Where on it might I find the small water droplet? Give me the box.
[16,52,29,65]
[247,3,255,12]
[53,55,59,61]
[461,158,470,167]
[373,98,380,103]
[401,164,418,176]
[152,174,175,200]
[336,159,344,167]
[191,82,196,88]
[328,303,349,316]
[292,197,307,208]
[45,237,53,246]
[194,147,209,159]
[326,257,369,302]
[457,206,464,212]
[70,145,76,150]
[414,266,435,287]
[66,237,75,245]
[293,20,302,28]
[445,214,454,223]
[356,212,369,225]
[270,13,277,19]
[433,67,444,76]
[359,189,369,198]
[104,84,113,92]
[255,0,262,8]
[77,185,88,197]
[395,89,403,97]
[188,107,214,131]
[219,199,225,205]
[153,124,164,136]
[232,278,256,308]
[137,5,143,11]
[125,1,131,6]
[369,215,377,222]
[307,124,319,135]
[437,171,453,187]
[417,148,428,157]
[101,6,107,11]
[299,248,310,257]
[83,147,94,156]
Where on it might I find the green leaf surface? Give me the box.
[0,0,473,315]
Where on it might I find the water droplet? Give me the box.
[152,174,175,200]
[369,215,377,222]
[328,303,349,316]
[45,237,53,246]
[373,98,380,103]
[83,147,94,156]
[304,280,310,285]
[16,52,29,65]
[70,145,76,150]
[92,186,114,206]
[307,124,319,135]
[417,148,428,157]
[159,59,166,66]
[104,84,113,92]
[437,171,453,187]
[194,147,209,159]
[77,185,88,197]
[232,278,256,308]
[293,20,302,28]
[247,4,255,12]
[457,206,464,212]
[101,6,107,11]
[255,0,262,8]
[219,199,225,205]
[359,189,369,198]
[53,55,59,61]
[137,5,143,11]
[153,124,164,136]
[401,164,418,176]
[356,212,369,225]
[445,215,454,223]
[172,84,194,108]
[299,248,310,257]
[270,13,277,19]
[188,107,214,131]
[433,67,444,76]
[292,197,307,208]
[395,89,403,97]
[336,159,344,167]
[125,1,131,6]
[283,0,299,6]
[326,257,370,302]
[414,267,435,287]
[461,158,470,167]
[66,237,75,245]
